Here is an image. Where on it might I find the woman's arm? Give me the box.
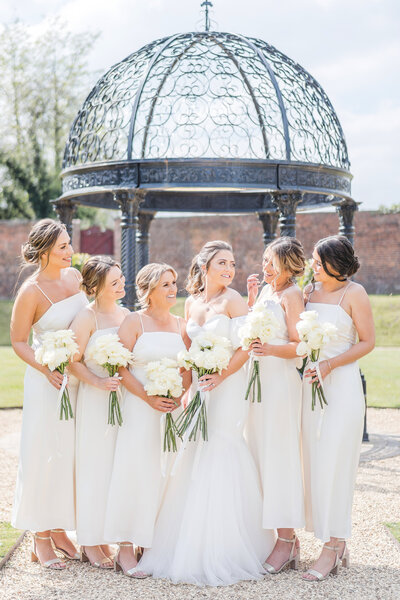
[10,284,64,389]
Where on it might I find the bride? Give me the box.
[138,240,274,586]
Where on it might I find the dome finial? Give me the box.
[201,1,213,32]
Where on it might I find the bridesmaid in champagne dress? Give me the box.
[104,263,189,578]
[246,237,305,574]
[10,219,88,569]
[301,236,375,581]
[138,241,274,586]
[69,256,129,569]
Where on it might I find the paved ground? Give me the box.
[0,408,399,600]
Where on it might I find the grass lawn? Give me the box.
[0,521,23,560]
[0,345,398,410]
[385,522,400,544]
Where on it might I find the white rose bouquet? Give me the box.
[176,332,232,442]
[35,329,79,420]
[144,357,183,452]
[86,333,134,426]
[238,304,281,402]
[296,311,338,410]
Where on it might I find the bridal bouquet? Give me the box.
[144,357,183,452]
[176,332,232,442]
[238,304,281,402]
[86,333,134,426]
[296,311,338,410]
[35,329,79,420]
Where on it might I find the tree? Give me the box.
[0,19,99,218]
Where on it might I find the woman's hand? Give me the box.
[250,340,273,357]
[146,395,177,413]
[96,375,121,392]
[180,389,190,410]
[198,372,224,392]
[246,274,260,308]
[304,360,331,385]
[45,368,66,390]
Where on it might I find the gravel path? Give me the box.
[1,408,399,600]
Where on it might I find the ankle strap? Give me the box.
[323,544,340,552]
[118,542,133,547]
[277,535,296,544]
[34,533,51,540]
[50,529,65,533]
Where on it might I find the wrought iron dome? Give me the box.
[59,30,353,212]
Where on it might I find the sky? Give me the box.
[1,0,399,210]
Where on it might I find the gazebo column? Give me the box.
[55,199,77,239]
[257,210,279,247]
[333,198,359,246]
[114,189,145,311]
[137,211,156,272]
[271,192,302,238]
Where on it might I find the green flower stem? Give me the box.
[105,364,123,426]
[57,364,74,421]
[245,359,262,403]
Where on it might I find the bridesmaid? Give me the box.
[10,219,88,569]
[69,256,129,568]
[246,237,306,573]
[301,235,375,581]
[104,263,190,578]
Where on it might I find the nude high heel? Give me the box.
[31,533,67,569]
[303,539,349,582]
[80,546,113,569]
[264,535,300,574]
[50,529,80,560]
[113,543,150,579]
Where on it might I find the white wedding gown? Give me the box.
[246,285,305,529]
[12,290,88,531]
[138,314,274,587]
[302,287,365,542]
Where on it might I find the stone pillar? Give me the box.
[333,199,359,246]
[54,199,77,239]
[114,189,145,311]
[271,191,302,238]
[257,211,279,247]
[137,211,156,272]
[71,219,81,253]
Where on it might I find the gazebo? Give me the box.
[55,21,358,309]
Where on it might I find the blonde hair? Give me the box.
[80,255,121,298]
[136,263,178,309]
[263,237,305,281]
[21,219,67,270]
[186,240,233,296]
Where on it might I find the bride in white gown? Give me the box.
[139,241,274,586]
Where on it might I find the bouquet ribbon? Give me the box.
[310,360,326,440]
[160,414,167,477]
[171,387,210,478]
[57,373,68,416]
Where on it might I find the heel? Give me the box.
[80,548,89,563]
[114,556,122,573]
[31,551,38,563]
[290,551,300,570]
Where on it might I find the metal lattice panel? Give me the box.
[63,32,349,170]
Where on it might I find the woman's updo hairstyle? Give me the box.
[186,240,233,296]
[263,237,305,281]
[315,235,360,281]
[136,263,178,309]
[80,255,121,298]
[21,219,67,269]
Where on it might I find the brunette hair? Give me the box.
[136,263,178,309]
[80,255,121,298]
[186,240,233,296]
[315,235,360,281]
[21,219,67,270]
[263,237,305,281]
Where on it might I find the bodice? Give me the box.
[131,331,186,387]
[306,302,357,359]
[83,327,119,377]
[31,292,88,351]
[255,285,289,345]
[187,313,246,351]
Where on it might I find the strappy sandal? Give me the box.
[303,539,349,582]
[80,545,113,569]
[31,533,67,569]
[114,543,150,579]
[50,529,80,560]
[264,535,300,574]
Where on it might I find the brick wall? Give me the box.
[1,211,399,298]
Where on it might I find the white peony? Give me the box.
[35,329,79,371]
[239,305,281,350]
[144,357,183,398]
[87,333,134,369]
